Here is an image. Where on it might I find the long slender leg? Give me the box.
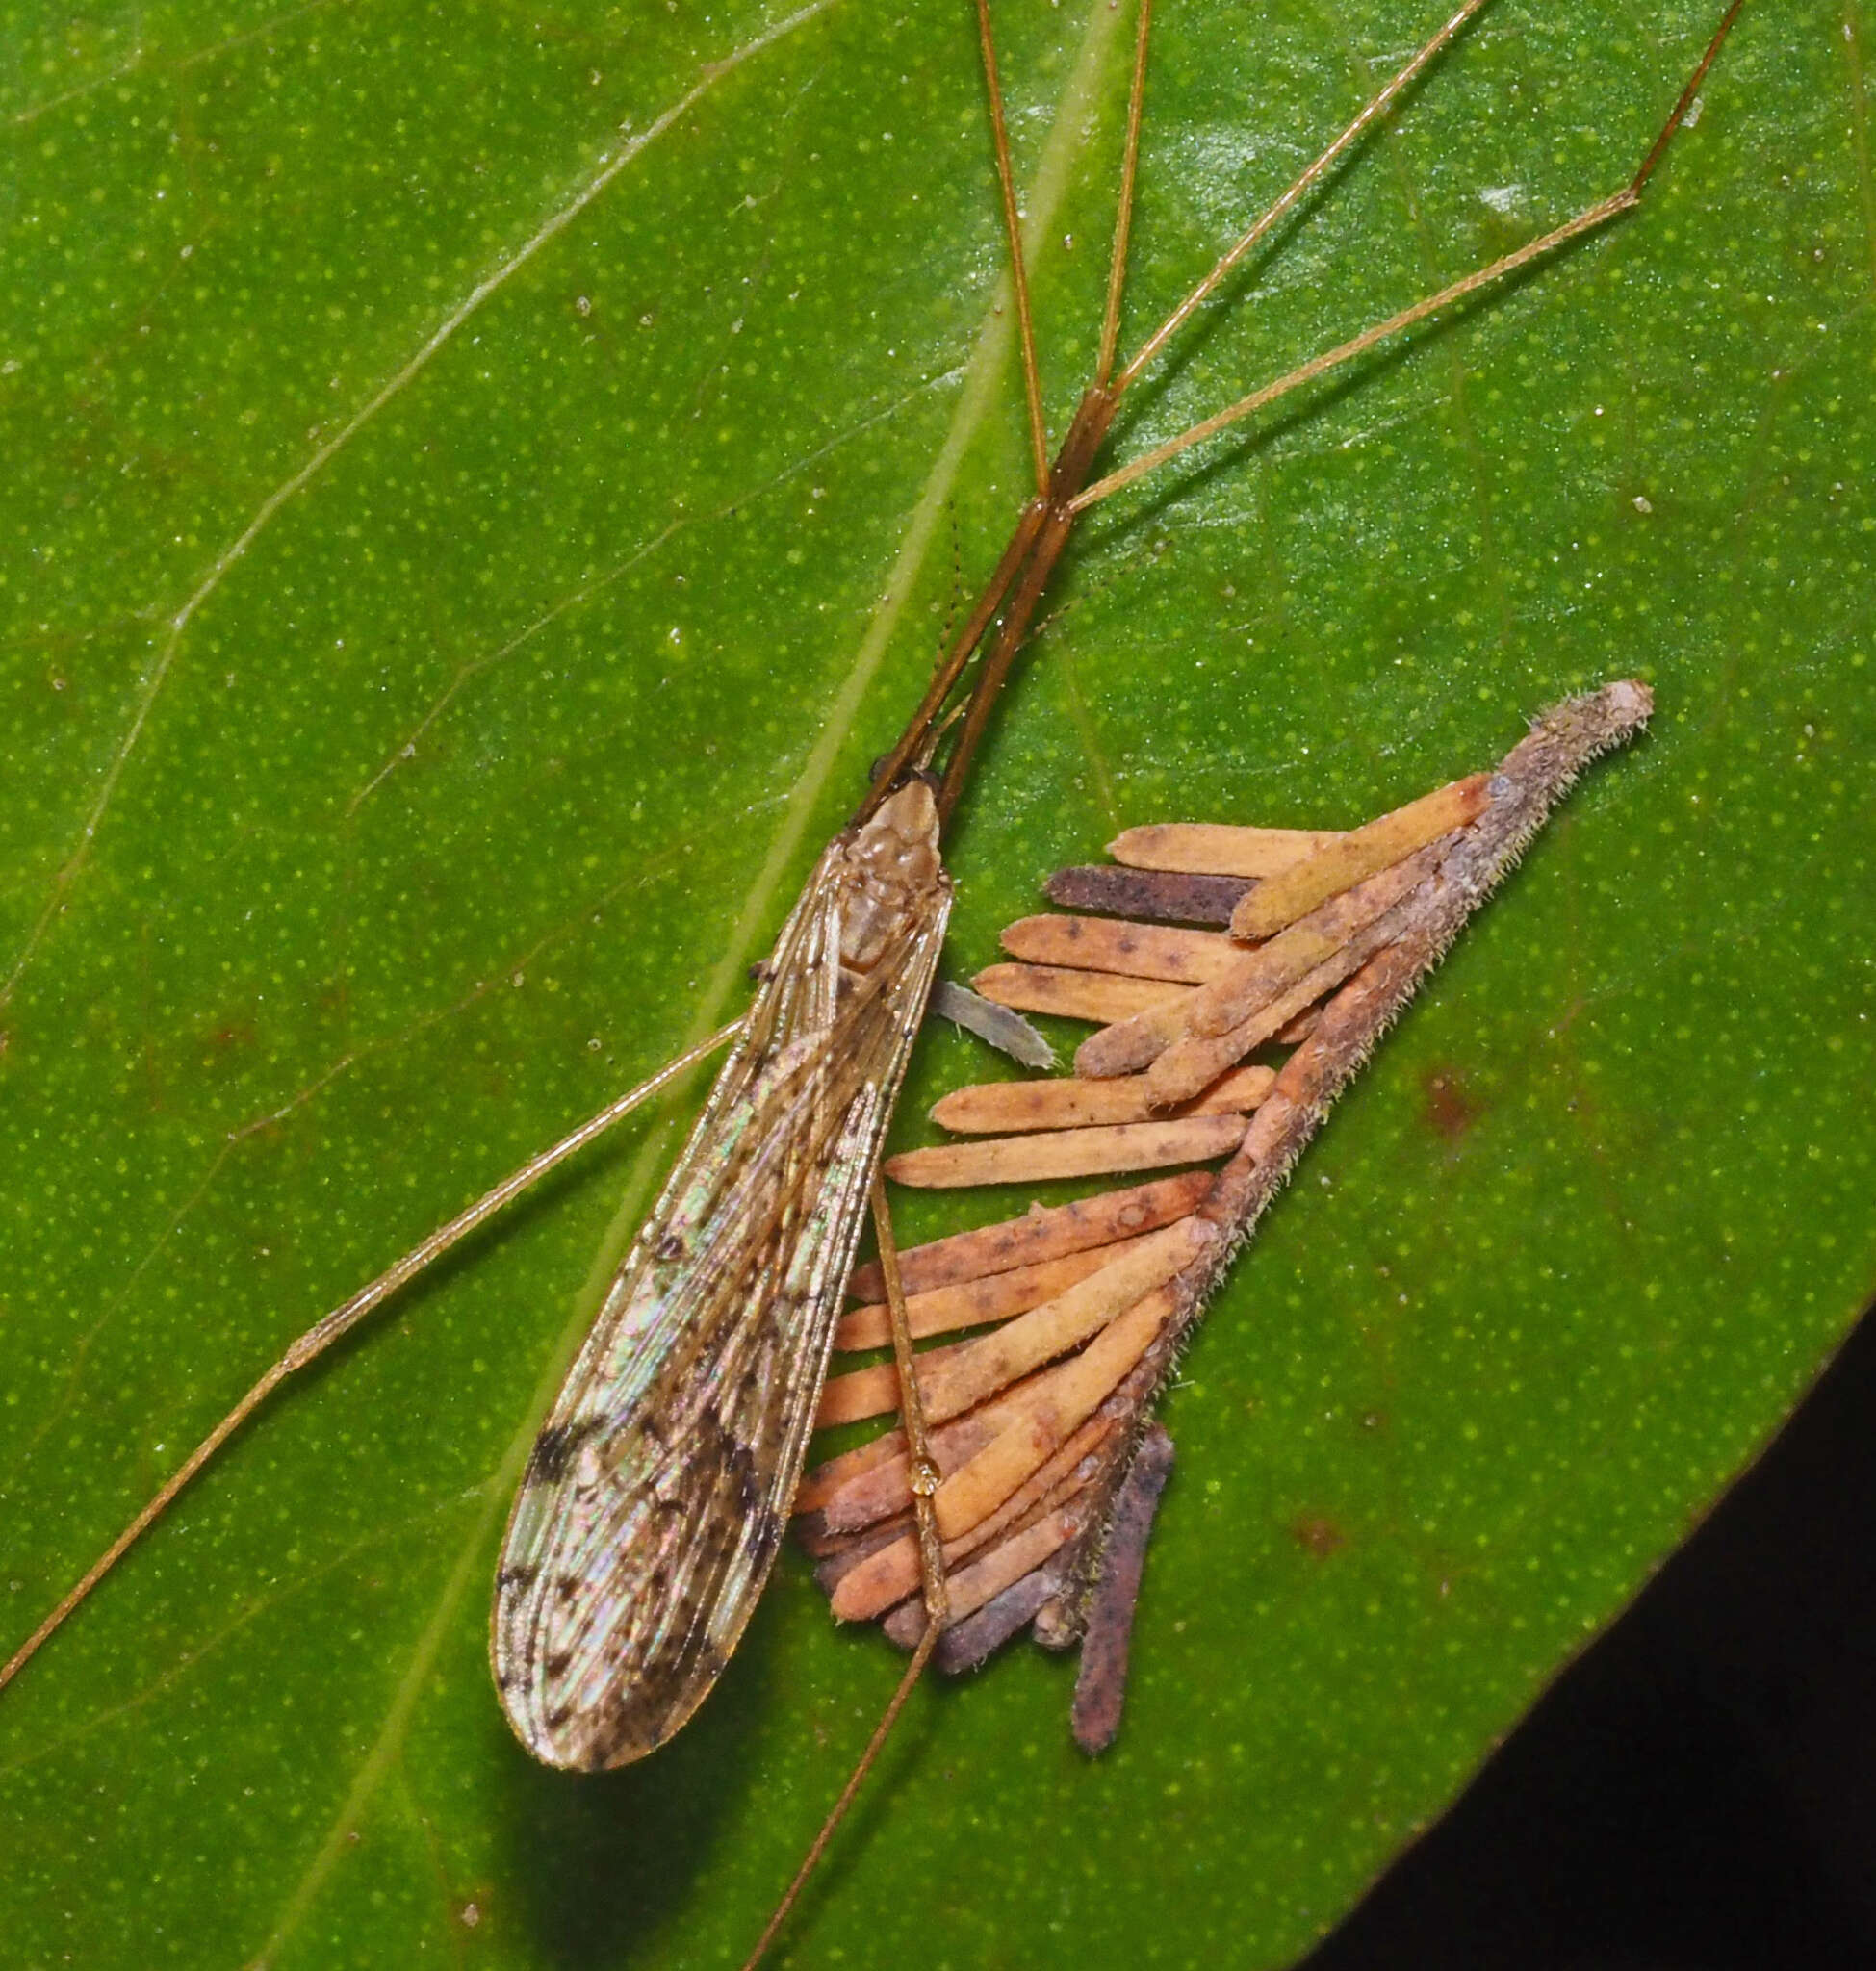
[861,0,1155,830]
[913,0,1489,824]
[737,1620,942,1971]
[1073,0,1746,513]
[937,499,1079,822]
[853,495,1047,826]
[737,1178,949,1971]
[1093,0,1157,392]
[860,0,1137,827]
[871,1172,951,1633]
[0,1019,741,1698]
[973,0,1051,495]
[1114,0,1499,397]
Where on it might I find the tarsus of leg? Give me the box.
[0,1019,741,1701]
[974,0,1051,496]
[1074,0,1747,515]
[738,1620,942,1971]
[1628,0,1746,194]
[1112,0,1499,397]
[1093,0,1157,391]
[740,1176,950,1971]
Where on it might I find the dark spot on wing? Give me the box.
[749,1510,784,1571]
[545,1651,572,1679]
[498,1564,539,1593]
[527,1418,601,1486]
[726,1438,760,1516]
[655,1232,687,1264]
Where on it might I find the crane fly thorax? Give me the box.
[835,781,946,975]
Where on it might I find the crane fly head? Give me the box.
[837,779,945,973]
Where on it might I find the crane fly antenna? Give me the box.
[852,0,1076,830]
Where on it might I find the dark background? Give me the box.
[1306,1293,1876,1971]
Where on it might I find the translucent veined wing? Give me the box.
[492,782,950,1770]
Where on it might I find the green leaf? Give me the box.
[3,0,1870,1965]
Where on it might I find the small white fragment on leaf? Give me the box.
[932,980,1057,1070]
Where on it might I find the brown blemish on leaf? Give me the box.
[1292,1513,1346,1559]
[1423,1066,1486,1141]
[200,1018,259,1064]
